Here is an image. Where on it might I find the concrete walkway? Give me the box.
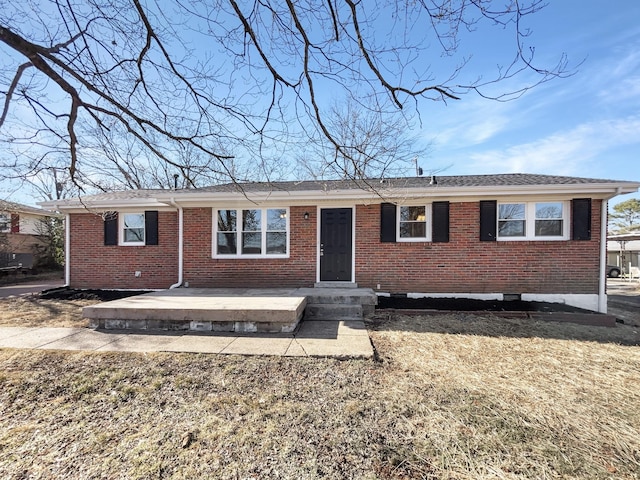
[0,320,374,359]
[0,279,64,298]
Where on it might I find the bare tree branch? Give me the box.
[0,0,574,195]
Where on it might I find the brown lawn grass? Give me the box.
[0,300,639,479]
[0,296,94,328]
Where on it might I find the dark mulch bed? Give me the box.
[40,287,151,301]
[377,295,594,314]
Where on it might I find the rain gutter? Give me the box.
[168,198,184,289]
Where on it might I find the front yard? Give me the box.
[0,296,639,479]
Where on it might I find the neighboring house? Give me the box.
[0,200,56,269]
[40,173,640,313]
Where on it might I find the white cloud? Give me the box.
[424,97,520,148]
[465,116,640,175]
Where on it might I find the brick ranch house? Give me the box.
[41,173,640,313]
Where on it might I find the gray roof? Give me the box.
[0,200,56,216]
[40,173,639,208]
[192,173,634,193]
[59,189,168,203]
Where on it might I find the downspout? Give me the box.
[169,198,184,289]
[64,213,70,287]
[598,197,611,313]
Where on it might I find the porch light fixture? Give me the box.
[303,212,309,220]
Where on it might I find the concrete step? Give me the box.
[304,304,363,321]
[314,282,359,289]
[297,288,377,305]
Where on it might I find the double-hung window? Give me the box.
[0,213,9,233]
[214,208,289,257]
[497,201,567,240]
[534,202,564,236]
[105,211,157,246]
[120,213,146,245]
[397,205,431,242]
[498,204,526,237]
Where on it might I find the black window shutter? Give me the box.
[572,198,591,241]
[104,214,118,246]
[10,214,19,233]
[145,210,159,245]
[380,203,397,243]
[479,200,497,241]
[432,201,450,243]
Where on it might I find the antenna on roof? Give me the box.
[413,157,423,176]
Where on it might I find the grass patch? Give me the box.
[0,307,639,478]
[0,296,94,328]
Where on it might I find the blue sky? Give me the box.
[418,1,640,208]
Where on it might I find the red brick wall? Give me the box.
[183,206,317,288]
[355,201,601,295]
[70,200,602,295]
[69,212,178,289]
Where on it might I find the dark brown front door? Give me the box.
[320,208,352,282]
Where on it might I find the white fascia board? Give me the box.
[153,182,640,206]
[153,188,380,206]
[39,199,175,213]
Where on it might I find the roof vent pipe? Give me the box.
[173,173,179,190]
[430,175,437,185]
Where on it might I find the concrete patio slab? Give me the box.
[150,288,299,297]
[0,327,84,349]
[83,288,307,332]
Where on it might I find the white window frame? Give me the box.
[497,201,569,241]
[212,207,290,258]
[396,204,432,242]
[0,213,10,233]
[119,212,146,246]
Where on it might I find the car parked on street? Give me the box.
[607,265,621,278]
